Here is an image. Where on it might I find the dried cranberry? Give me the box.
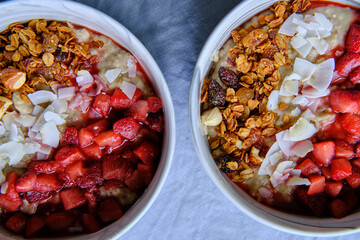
[208,80,225,106]
[218,67,240,88]
[216,155,239,173]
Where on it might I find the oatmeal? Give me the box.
[0,19,164,237]
[201,0,360,218]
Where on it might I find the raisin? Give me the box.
[218,67,240,88]
[208,80,225,106]
[216,155,239,173]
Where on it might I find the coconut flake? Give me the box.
[27,90,56,105]
[308,58,335,91]
[40,121,60,148]
[290,107,302,117]
[32,105,44,116]
[1,182,8,194]
[301,84,330,98]
[39,144,52,154]
[259,142,280,175]
[0,122,5,136]
[120,81,137,99]
[276,131,296,156]
[269,152,283,166]
[279,13,302,36]
[258,187,273,198]
[292,95,309,106]
[36,152,49,160]
[68,93,83,110]
[285,117,317,141]
[291,140,314,157]
[14,114,36,127]
[293,58,316,82]
[58,87,76,100]
[9,123,24,142]
[295,43,313,58]
[0,142,25,166]
[280,73,301,96]
[44,111,65,125]
[127,56,137,78]
[76,70,94,86]
[105,69,121,83]
[290,34,307,49]
[78,95,92,113]
[291,169,302,176]
[287,176,311,186]
[267,90,279,111]
[307,37,329,55]
[314,12,333,31]
[24,142,41,154]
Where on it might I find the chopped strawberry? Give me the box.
[325,181,342,197]
[323,117,347,140]
[147,96,162,113]
[335,52,360,77]
[329,90,359,113]
[55,146,85,167]
[62,127,79,145]
[102,180,124,190]
[340,113,360,136]
[35,174,61,193]
[5,212,27,234]
[60,187,86,210]
[307,175,325,195]
[28,160,60,174]
[126,100,149,122]
[352,158,360,168]
[88,107,103,120]
[331,158,352,181]
[46,211,77,230]
[350,66,360,84]
[76,164,103,190]
[0,194,22,212]
[121,149,139,165]
[82,143,103,160]
[79,128,95,148]
[5,172,21,201]
[346,24,360,53]
[110,88,142,109]
[356,144,360,157]
[321,166,332,180]
[146,113,163,132]
[87,119,109,135]
[343,189,359,210]
[133,141,158,164]
[330,199,348,218]
[80,214,101,233]
[295,158,320,177]
[125,170,144,191]
[113,117,141,140]
[295,188,328,216]
[93,93,111,116]
[137,163,155,185]
[312,141,335,166]
[97,198,123,222]
[335,140,354,159]
[65,160,85,181]
[15,171,37,192]
[24,191,52,203]
[94,130,123,148]
[102,154,133,180]
[25,215,45,237]
[85,191,98,212]
[346,173,360,188]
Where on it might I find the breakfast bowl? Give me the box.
[0,0,175,239]
[190,0,360,236]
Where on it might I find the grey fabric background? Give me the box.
[32,0,360,239]
[69,0,360,239]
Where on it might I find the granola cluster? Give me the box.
[201,0,310,182]
[0,19,104,117]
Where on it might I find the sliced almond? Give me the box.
[0,96,13,119]
[0,68,26,90]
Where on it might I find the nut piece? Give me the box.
[201,107,223,126]
[0,96,13,119]
[249,146,263,165]
[0,68,26,90]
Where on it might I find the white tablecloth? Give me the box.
[70,0,360,239]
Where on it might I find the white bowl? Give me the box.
[190,0,360,237]
[0,0,176,239]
